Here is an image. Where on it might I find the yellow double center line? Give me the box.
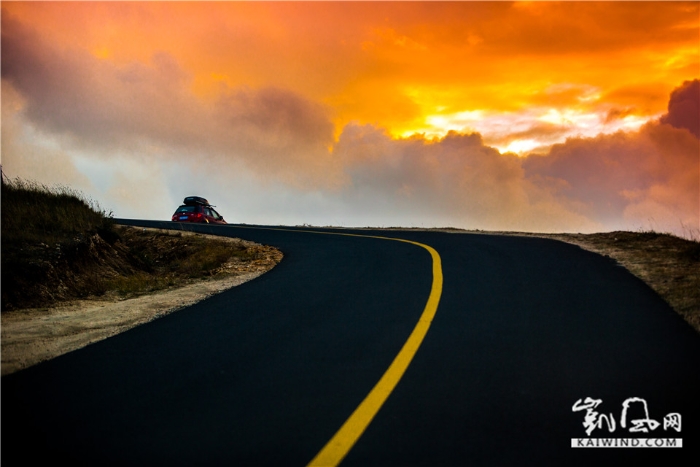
[209,225,443,466]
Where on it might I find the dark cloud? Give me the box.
[522,118,699,232]
[217,87,333,147]
[659,79,699,138]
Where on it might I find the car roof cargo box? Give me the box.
[184,196,210,206]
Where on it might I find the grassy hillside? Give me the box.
[2,177,115,246]
[0,176,267,311]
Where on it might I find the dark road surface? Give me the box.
[3,221,700,466]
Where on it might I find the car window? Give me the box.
[176,206,195,213]
[210,208,221,219]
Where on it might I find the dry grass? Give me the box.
[107,227,263,294]
[1,175,114,245]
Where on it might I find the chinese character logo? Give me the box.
[572,397,682,436]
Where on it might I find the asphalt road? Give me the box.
[3,221,700,466]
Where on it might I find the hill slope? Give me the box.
[1,177,281,311]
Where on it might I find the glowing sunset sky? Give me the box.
[2,1,699,236]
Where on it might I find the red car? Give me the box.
[171,196,227,224]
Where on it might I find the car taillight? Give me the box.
[194,212,203,220]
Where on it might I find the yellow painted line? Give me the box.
[182,224,443,465]
[306,237,442,467]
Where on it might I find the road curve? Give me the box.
[3,221,699,466]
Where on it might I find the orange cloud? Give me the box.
[4,1,696,138]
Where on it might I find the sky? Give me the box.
[2,1,699,237]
